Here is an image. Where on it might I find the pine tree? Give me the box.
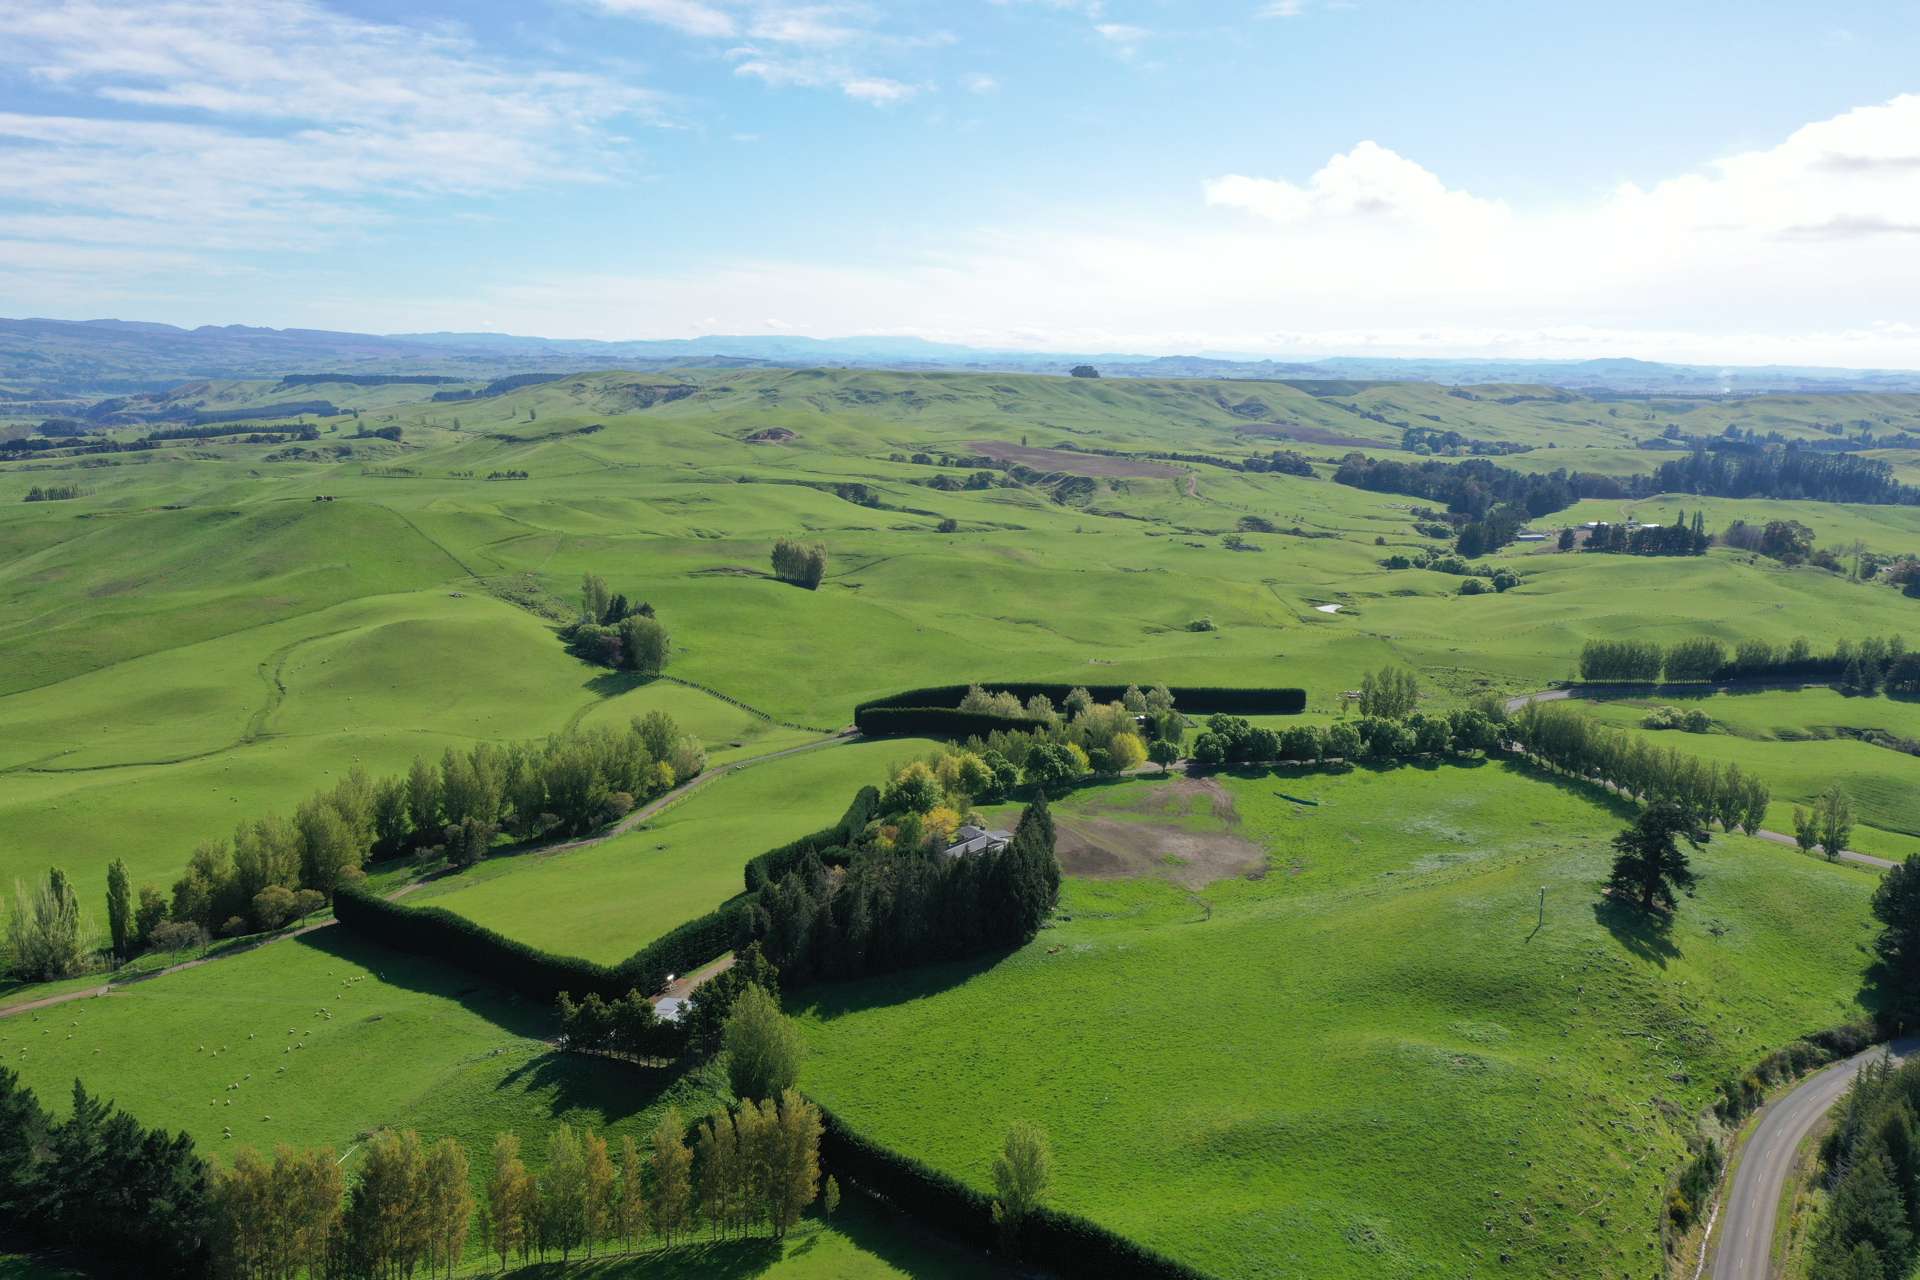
[1606,801,1706,912]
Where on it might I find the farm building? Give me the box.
[945,824,1013,858]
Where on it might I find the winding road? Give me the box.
[1710,1038,1920,1280]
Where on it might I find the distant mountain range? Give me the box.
[5,314,1920,396]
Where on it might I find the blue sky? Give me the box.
[2,0,1919,364]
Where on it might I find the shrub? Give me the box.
[251,885,297,931]
[1186,618,1217,632]
[148,920,209,954]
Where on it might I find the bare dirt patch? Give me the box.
[967,440,1183,480]
[1055,776,1267,888]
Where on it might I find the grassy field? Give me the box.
[411,737,935,963]
[6,368,1920,1277]
[798,762,1877,1279]
[8,369,1920,899]
[1576,687,1920,857]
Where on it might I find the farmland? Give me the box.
[4,367,1920,1277]
[800,763,1877,1279]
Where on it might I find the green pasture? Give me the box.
[798,762,1877,1280]
[411,737,937,964]
[0,928,996,1279]
[1575,688,1920,855]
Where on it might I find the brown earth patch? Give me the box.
[967,440,1183,480]
[1235,422,1384,448]
[1056,776,1266,888]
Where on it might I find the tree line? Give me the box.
[563,573,669,675]
[4,713,705,982]
[1509,702,1771,831]
[1651,445,1918,505]
[1570,510,1710,556]
[1579,634,1915,690]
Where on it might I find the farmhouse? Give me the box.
[945,824,1013,858]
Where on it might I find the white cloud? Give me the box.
[1259,0,1305,15]
[0,0,658,277]
[841,76,916,104]
[403,94,1920,368]
[963,71,1000,93]
[592,0,738,37]
[1094,22,1149,45]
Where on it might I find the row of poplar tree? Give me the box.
[0,1063,831,1280]
[213,1093,827,1278]
[1509,702,1771,831]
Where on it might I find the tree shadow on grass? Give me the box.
[294,929,696,1122]
[1498,754,1641,823]
[499,1239,781,1280]
[1592,895,1681,968]
[293,927,553,1040]
[582,670,660,700]
[492,1048,697,1126]
[787,948,1018,1023]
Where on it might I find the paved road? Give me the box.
[1711,1038,1920,1280]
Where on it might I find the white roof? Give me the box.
[655,996,686,1022]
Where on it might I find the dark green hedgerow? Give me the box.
[333,883,634,1001]
[853,683,1305,736]
[742,785,881,893]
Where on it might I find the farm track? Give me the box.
[0,730,856,1022]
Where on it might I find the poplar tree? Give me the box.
[696,1113,737,1239]
[105,858,131,960]
[424,1137,472,1278]
[1817,785,1856,861]
[616,1134,647,1252]
[649,1108,693,1245]
[770,1089,823,1238]
[542,1125,586,1260]
[990,1120,1053,1252]
[484,1133,530,1270]
[581,1129,615,1258]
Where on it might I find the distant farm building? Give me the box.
[945,824,1013,858]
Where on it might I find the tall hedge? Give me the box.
[333,883,632,1002]
[816,1103,1218,1280]
[743,785,881,892]
[616,897,754,994]
[853,683,1306,736]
